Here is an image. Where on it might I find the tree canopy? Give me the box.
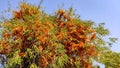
[0,2,119,68]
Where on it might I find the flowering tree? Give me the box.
[0,2,119,68]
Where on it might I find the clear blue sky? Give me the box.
[0,0,120,52]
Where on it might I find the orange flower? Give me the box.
[27,9,31,15]
[13,11,22,19]
[19,45,24,49]
[59,22,65,27]
[3,44,8,49]
[70,42,77,51]
[35,20,40,24]
[57,9,64,15]
[57,34,63,40]
[16,27,22,31]
[41,36,47,44]
[4,32,11,38]
[23,3,28,9]
[41,57,48,67]
[87,63,91,68]
[78,42,84,48]
[45,20,50,25]
[4,50,9,54]
[90,33,96,40]
[69,21,74,27]
[89,29,94,33]
[79,35,85,39]
[19,52,25,57]
[38,45,43,51]
[13,27,22,35]
[89,49,97,55]
[43,28,48,34]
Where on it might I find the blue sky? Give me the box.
[0,0,120,52]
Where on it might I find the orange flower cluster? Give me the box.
[4,32,11,38]
[13,11,23,19]
[0,42,9,54]
[22,3,40,16]
[0,4,98,68]
[56,9,70,22]
[55,9,97,67]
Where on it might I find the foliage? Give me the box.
[0,2,119,68]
